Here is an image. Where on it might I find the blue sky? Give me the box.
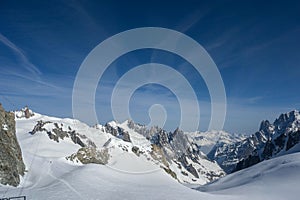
[0,0,300,134]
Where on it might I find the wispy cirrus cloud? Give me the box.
[0,33,64,92]
[176,8,211,33]
[0,33,41,77]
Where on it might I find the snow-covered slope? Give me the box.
[0,156,227,200]
[198,152,300,200]
[2,152,300,200]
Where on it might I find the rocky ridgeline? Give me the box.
[125,120,225,182]
[104,122,131,142]
[90,120,225,183]
[29,120,111,165]
[30,120,87,147]
[67,147,109,165]
[28,119,136,166]
[0,104,25,186]
[208,110,300,173]
[27,117,224,184]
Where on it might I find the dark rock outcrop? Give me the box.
[132,146,140,156]
[286,130,300,151]
[105,122,131,142]
[69,131,86,147]
[24,106,33,118]
[30,120,51,134]
[0,104,25,186]
[186,164,199,178]
[234,154,260,172]
[30,121,85,147]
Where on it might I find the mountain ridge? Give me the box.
[11,108,225,186]
[208,110,300,173]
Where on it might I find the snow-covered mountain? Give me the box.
[1,107,300,199]
[208,110,300,173]
[9,109,224,186]
[186,130,246,155]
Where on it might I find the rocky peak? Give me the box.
[259,120,271,132]
[274,110,300,130]
[15,106,34,119]
[126,119,148,138]
[127,119,145,130]
[170,127,183,139]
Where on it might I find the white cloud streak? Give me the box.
[0,33,41,77]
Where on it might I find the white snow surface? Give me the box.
[198,152,300,200]
[2,123,8,131]
[0,112,299,200]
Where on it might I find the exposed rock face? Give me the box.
[15,106,34,119]
[105,122,131,142]
[24,107,33,118]
[69,130,86,147]
[67,147,109,165]
[0,104,25,186]
[132,146,140,156]
[209,110,300,173]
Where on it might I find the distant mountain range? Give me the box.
[186,130,246,155]
[207,110,300,173]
